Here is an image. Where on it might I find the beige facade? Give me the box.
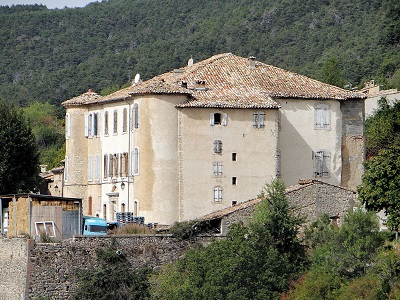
[62,53,365,225]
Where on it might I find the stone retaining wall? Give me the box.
[0,238,29,300]
[27,235,210,299]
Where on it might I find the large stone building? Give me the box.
[62,53,365,225]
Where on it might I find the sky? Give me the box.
[0,0,98,9]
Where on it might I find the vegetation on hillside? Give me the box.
[0,0,400,108]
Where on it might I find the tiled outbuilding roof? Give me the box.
[63,53,365,108]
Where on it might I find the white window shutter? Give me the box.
[259,112,265,128]
[210,113,215,126]
[88,155,93,181]
[222,113,228,126]
[84,114,89,137]
[322,151,330,176]
[314,151,323,176]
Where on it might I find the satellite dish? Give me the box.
[134,73,140,85]
[188,56,194,67]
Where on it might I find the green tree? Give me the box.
[365,97,400,157]
[150,179,306,300]
[22,102,65,169]
[286,210,385,299]
[321,57,346,88]
[358,146,400,231]
[0,100,40,194]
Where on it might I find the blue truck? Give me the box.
[82,216,108,236]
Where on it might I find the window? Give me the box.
[113,110,118,134]
[93,113,98,136]
[132,148,139,175]
[88,155,93,181]
[210,113,227,126]
[113,154,118,177]
[95,154,100,180]
[214,187,223,202]
[85,113,99,137]
[232,177,237,185]
[213,161,223,176]
[313,150,330,177]
[123,108,127,133]
[213,140,222,154]
[133,103,139,129]
[104,111,109,135]
[253,111,265,128]
[232,153,237,161]
[121,152,129,177]
[121,203,126,213]
[315,103,330,130]
[65,113,71,138]
[103,154,108,178]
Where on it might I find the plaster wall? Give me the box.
[179,108,278,221]
[64,107,88,202]
[277,99,342,187]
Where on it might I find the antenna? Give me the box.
[188,56,194,67]
[134,73,140,85]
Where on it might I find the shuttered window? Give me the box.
[213,140,222,154]
[113,110,118,134]
[214,187,223,202]
[88,155,93,181]
[213,161,223,176]
[315,103,330,130]
[313,150,330,177]
[95,154,100,180]
[103,154,108,178]
[123,108,127,133]
[104,111,109,135]
[133,103,139,129]
[253,111,265,128]
[210,113,228,126]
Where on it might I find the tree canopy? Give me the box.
[150,179,306,299]
[0,0,399,106]
[0,100,40,194]
[358,146,400,231]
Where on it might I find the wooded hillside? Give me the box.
[0,0,399,106]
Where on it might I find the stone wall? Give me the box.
[287,181,357,226]
[0,238,29,300]
[27,235,207,300]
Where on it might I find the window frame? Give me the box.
[253,111,265,129]
[313,150,330,177]
[213,187,223,202]
[213,140,223,154]
[314,103,331,130]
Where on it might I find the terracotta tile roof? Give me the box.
[63,53,365,108]
[62,89,102,107]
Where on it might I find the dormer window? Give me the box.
[195,80,206,90]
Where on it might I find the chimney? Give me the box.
[248,56,256,69]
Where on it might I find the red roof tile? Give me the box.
[63,53,365,108]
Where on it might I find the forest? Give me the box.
[1,0,399,168]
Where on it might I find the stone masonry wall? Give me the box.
[27,235,207,300]
[0,238,29,300]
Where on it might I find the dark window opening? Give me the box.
[232,153,237,161]
[232,177,237,185]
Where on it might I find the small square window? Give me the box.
[232,200,237,206]
[232,177,237,185]
[232,153,237,161]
